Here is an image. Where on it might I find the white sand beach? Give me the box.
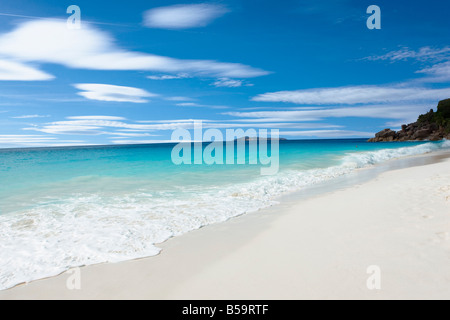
[1,153,449,300]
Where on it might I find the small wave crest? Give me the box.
[341,141,445,168]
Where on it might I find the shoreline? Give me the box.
[1,150,450,299]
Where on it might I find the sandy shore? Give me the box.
[1,153,449,300]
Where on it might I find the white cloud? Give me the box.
[11,115,50,119]
[67,116,127,121]
[147,73,190,80]
[25,124,104,135]
[364,46,450,84]
[364,47,450,63]
[417,61,450,82]
[135,120,341,130]
[0,135,53,143]
[227,116,322,122]
[0,135,84,148]
[111,139,181,145]
[25,118,194,135]
[280,130,374,138]
[176,102,200,107]
[74,84,157,103]
[212,78,245,88]
[0,59,53,81]
[225,104,433,122]
[0,19,267,78]
[109,132,156,138]
[143,4,229,29]
[175,102,229,109]
[26,117,343,139]
[165,96,195,101]
[385,121,408,129]
[207,122,341,129]
[252,85,450,105]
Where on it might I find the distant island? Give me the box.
[234,137,288,142]
[369,99,450,142]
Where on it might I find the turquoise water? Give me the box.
[0,139,449,289]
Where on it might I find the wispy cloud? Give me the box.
[134,119,342,130]
[212,78,253,88]
[176,102,200,107]
[417,61,450,83]
[0,11,131,28]
[143,4,229,29]
[364,47,450,63]
[74,84,158,103]
[165,96,195,102]
[11,114,50,119]
[109,132,157,138]
[24,118,192,136]
[252,85,450,105]
[0,19,268,79]
[25,117,345,140]
[175,102,229,109]
[280,130,374,138]
[0,59,53,81]
[147,73,190,80]
[225,104,433,123]
[0,135,85,148]
[67,116,127,121]
[110,139,180,145]
[363,46,450,84]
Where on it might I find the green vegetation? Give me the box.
[418,99,450,133]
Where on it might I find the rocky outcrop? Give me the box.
[368,99,450,142]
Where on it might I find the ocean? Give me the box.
[0,139,449,290]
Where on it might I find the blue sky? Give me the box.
[0,0,450,147]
